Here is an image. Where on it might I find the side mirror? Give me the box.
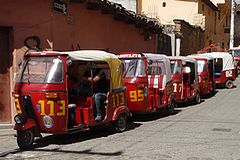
[67,59,72,67]
[66,59,73,75]
[183,66,191,73]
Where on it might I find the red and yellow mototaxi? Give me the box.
[169,56,201,104]
[13,50,129,149]
[119,53,175,114]
[188,54,215,96]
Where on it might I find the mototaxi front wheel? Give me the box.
[167,102,176,115]
[17,129,34,150]
[195,93,201,104]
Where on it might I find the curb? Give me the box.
[0,124,13,129]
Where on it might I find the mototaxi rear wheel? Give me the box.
[225,80,234,89]
[114,114,127,133]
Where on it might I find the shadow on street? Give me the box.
[131,109,181,122]
[0,122,141,158]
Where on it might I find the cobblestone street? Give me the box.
[1,78,240,160]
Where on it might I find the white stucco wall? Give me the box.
[142,0,198,25]
[109,0,137,12]
[211,0,225,5]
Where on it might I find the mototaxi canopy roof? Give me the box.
[188,54,214,61]
[33,50,124,91]
[200,52,234,71]
[143,53,172,84]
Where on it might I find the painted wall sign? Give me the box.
[53,0,67,15]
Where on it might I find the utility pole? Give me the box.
[230,0,235,49]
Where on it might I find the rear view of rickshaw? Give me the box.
[230,47,240,74]
[13,50,129,150]
[119,53,175,115]
[169,56,201,104]
[201,52,236,89]
[188,54,215,96]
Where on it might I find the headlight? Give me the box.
[14,115,26,124]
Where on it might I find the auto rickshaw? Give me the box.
[13,50,129,149]
[230,47,240,74]
[119,53,175,114]
[188,54,215,96]
[201,52,236,89]
[169,56,201,104]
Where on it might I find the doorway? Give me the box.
[0,27,13,123]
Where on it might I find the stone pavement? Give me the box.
[0,124,15,137]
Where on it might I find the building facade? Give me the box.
[0,0,168,124]
[139,0,230,54]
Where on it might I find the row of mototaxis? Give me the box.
[12,50,237,149]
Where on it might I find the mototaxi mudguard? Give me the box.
[14,118,37,131]
[112,105,129,121]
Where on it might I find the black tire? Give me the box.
[17,129,34,150]
[114,114,127,132]
[211,82,216,95]
[225,80,234,89]
[195,93,201,104]
[167,102,175,115]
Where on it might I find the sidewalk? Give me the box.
[0,124,15,137]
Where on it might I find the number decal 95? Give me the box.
[129,90,144,102]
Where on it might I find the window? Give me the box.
[148,61,166,75]
[197,60,207,72]
[170,60,182,74]
[233,50,240,57]
[122,59,146,78]
[17,57,63,84]
[214,58,223,78]
[162,2,166,7]
[148,62,158,75]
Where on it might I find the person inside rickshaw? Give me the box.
[81,62,110,121]
[67,62,110,122]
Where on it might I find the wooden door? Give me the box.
[0,27,12,123]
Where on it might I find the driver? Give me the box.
[82,68,108,121]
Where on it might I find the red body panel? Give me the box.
[14,83,68,133]
[214,69,236,84]
[14,118,37,131]
[124,78,148,112]
[195,58,214,95]
[172,74,183,102]
[199,72,211,95]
